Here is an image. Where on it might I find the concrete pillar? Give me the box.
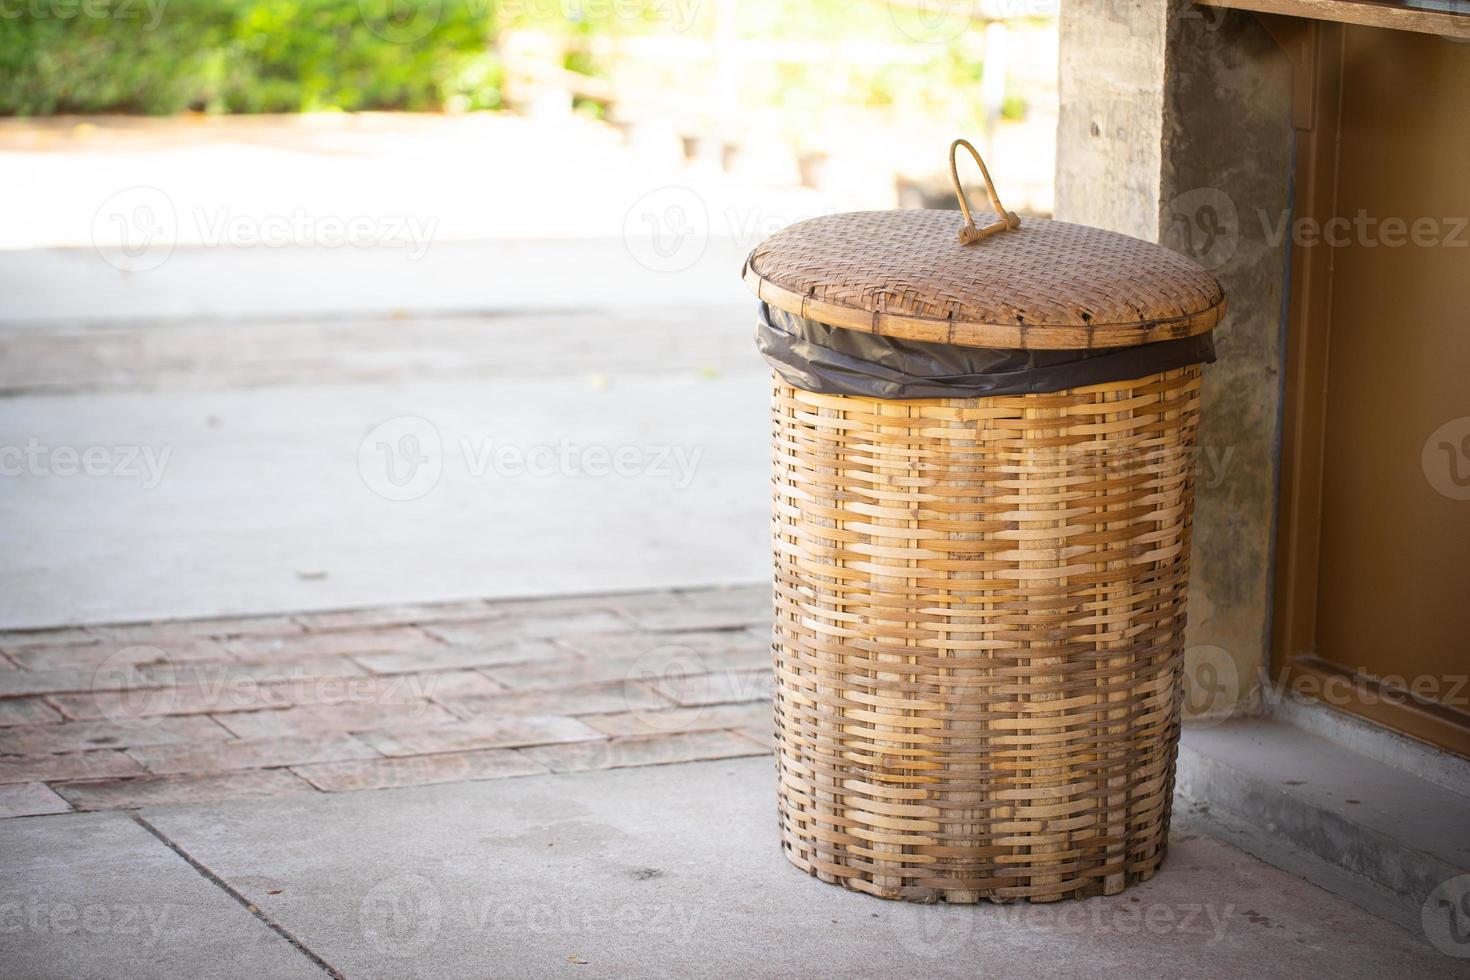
[1056,0,1296,716]
[1056,0,1168,239]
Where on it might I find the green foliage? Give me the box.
[0,0,1043,127]
[0,0,501,115]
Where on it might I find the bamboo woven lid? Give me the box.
[742,141,1225,351]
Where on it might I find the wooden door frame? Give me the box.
[1269,18,1470,758]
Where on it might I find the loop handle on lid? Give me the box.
[949,138,1021,245]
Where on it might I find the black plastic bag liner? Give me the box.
[756,302,1215,400]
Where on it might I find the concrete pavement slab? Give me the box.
[0,368,769,629]
[0,239,754,327]
[0,782,71,818]
[0,811,322,979]
[0,304,761,399]
[139,756,1461,979]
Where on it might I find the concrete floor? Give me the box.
[3,756,1459,980]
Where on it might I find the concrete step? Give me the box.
[1176,716,1470,938]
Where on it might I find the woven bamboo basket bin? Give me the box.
[743,143,1225,904]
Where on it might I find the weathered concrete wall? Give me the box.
[1056,0,1295,715]
[1055,0,1168,239]
[1160,7,1294,716]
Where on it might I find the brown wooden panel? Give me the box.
[1272,20,1341,679]
[1313,27,1470,701]
[1283,656,1470,758]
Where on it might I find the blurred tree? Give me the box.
[0,0,502,115]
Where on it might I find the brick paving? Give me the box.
[0,586,772,817]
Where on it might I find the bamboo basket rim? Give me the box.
[743,209,1226,352]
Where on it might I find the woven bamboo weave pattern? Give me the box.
[744,210,1226,350]
[769,367,1202,902]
